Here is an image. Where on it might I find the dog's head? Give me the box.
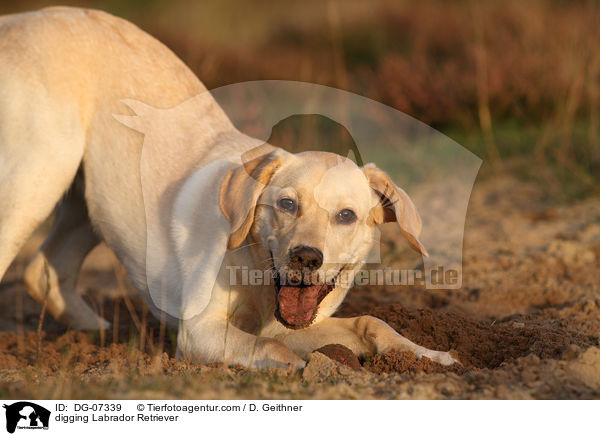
[219,147,426,329]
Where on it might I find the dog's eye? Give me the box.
[277,197,297,214]
[336,208,357,224]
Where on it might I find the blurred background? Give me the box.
[2,0,599,199]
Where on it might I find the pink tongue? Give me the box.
[278,285,322,327]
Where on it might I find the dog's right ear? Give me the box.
[219,147,284,249]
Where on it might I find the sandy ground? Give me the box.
[0,174,599,399]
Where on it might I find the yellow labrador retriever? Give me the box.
[0,7,457,368]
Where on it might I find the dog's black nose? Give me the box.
[289,245,323,271]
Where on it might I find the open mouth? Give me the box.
[273,269,342,329]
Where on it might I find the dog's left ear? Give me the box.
[362,164,428,256]
[220,147,284,249]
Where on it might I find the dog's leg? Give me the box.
[0,92,85,282]
[23,176,108,330]
[276,315,458,366]
[177,314,306,369]
[0,161,79,282]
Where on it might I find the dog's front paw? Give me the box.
[252,338,306,370]
[417,349,460,366]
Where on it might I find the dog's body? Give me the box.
[0,7,456,368]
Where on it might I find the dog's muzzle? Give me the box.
[273,269,342,329]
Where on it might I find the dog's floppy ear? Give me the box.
[220,147,283,249]
[363,164,428,256]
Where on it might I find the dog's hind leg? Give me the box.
[0,155,81,283]
[0,83,101,327]
[0,85,86,282]
[23,173,108,330]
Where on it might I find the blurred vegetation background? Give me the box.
[2,0,599,199]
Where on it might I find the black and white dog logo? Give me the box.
[2,402,50,433]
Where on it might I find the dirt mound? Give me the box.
[356,305,598,371]
[363,351,452,375]
[326,301,598,375]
